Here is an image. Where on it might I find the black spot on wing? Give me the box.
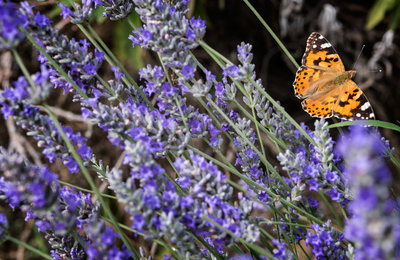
[337,91,359,108]
[312,55,337,66]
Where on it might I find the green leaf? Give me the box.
[92,5,107,24]
[328,120,400,133]
[113,14,144,69]
[366,0,396,29]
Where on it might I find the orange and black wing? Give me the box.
[332,80,375,121]
[293,32,345,99]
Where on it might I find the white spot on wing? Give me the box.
[321,43,331,49]
[318,35,323,39]
[313,44,317,49]
[369,113,374,119]
[356,113,361,117]
[361,102,370,111]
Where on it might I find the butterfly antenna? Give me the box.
[369,68,383,73]
[352,44,365,70]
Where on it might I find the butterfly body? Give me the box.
[334,70,355,86]
[293,32,375,121]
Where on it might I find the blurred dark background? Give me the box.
[1,0,399,259]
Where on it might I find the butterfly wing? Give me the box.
[301,87,341,118]
[301,32,345,71]
[293,32,345,99]
[332,80,375,121]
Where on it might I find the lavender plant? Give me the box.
[0,0,399,259]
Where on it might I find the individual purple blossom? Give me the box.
[161,82,176,97]
[327,187,342,201]
[58,3,74,19]
[111,65,125,81]
[141,29,152,44]
[307,196,319,209]
[83,63,98,75]
[338,126,399,260]
[214,81,227,99]
[34,12,52,28]
[222,65,240,78]
[186,28,196,39]
[128,30,141,46]
[188,112,211,137]
[181,64,196,79]
[208,124,223,149]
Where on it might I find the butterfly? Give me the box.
[293,32,375,121]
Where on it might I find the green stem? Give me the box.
[57,180,116,199]
[11,49,36,91]
[6,235,54,260]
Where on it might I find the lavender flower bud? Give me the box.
[101,0,133,20]
[59,1,93,24]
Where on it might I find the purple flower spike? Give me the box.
[338,126,399,259]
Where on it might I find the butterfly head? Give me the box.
[348,70,356,78]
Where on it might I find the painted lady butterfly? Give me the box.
[293,32,375,121]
